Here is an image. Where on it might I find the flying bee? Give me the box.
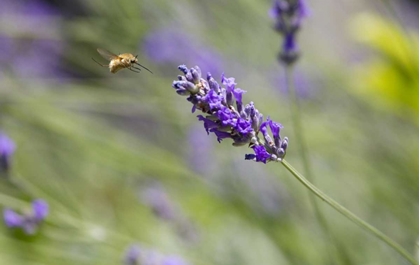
[92,48,152,74]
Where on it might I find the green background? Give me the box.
[0,0,418,264]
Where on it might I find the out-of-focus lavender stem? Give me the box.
[281,159,418,265]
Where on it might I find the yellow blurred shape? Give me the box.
[349,13,419,123]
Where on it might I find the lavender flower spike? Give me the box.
[124,245,142,265]
[3,199,49,235]
[124,244,190,265]
[269,0,308,65]
[171,65,289,163]
[0,132,16,173]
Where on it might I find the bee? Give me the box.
[92,48,152,74]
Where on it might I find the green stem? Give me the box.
[285,66,309,178]
[281,159,418,265]
[285,66,338,263]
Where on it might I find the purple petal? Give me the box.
[3,209,23,227]
[283,33,297,54]
[124,244,141,265]
[245,153,256,161]
[221,74,236,93]
[32,199,49,221]
[232,88,246,106]
[298,0,310,18]
[217,107,236,126]
[0,133,15,172]
[253,145,272,164]
[203,90,224,110]
[162,256,189,265]
[197,115,218,134]
[234,118,253,135]
[210,129,231,143]
[0,133,16,158]
[268,118,283,139]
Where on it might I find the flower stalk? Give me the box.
[281,159,418,265]
[171,64,416,264]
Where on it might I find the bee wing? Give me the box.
[97,48,119,61]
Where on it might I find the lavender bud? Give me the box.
[207,73,220,93]
[281,137,289,151]
[178,65,188,75]
[190,69,199,83]
[278,32,299,65]
[189,67,200,83]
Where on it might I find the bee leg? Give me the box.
[132,66,143,71]
[91,58,108,67]
[134,62,153,74]
[128,67,140,73]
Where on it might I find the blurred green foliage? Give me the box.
[0,1,418,265]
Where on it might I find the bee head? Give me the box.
[131,55,138,63]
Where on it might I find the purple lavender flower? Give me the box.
[142,27,223,76]
[124,244,142,265]
[0,0,65,79]
[3,199,49,235]
[248,145,272,164]
[172,65,289,163]
[3,209,23,227]
[279,32,299,65]
[141,183,177,221]
[32,199,49,222]
[187,124,215,176]
[269,0,308,65]
[271,69,314,99]
[162,256,190,265]
[231,160,288,217]
[140,183,199,242]
[124,244,190,265]
[0,132,16,173]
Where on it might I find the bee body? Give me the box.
[93,48,152,74]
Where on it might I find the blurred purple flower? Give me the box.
[272,69,315,99]
[142,28,223,76]
[269,0,308,31]
[3,199,49,235]
[124,244,189,265]
[3,209,23,227]
[162,256,190,265]
[124,244,142,265]
[187,124,215,176]
[172,65,289,163]
[32,199,49,221]
[248,145,271,164]
[141,183,177,221]
[0,0,65,79]
[269,0,308,65]
[140,182,199,243]
[231,160,289,217]
[0,132,16,173]
[0,36,13,62]
[11,39,65,79]
[280,32,299,64]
